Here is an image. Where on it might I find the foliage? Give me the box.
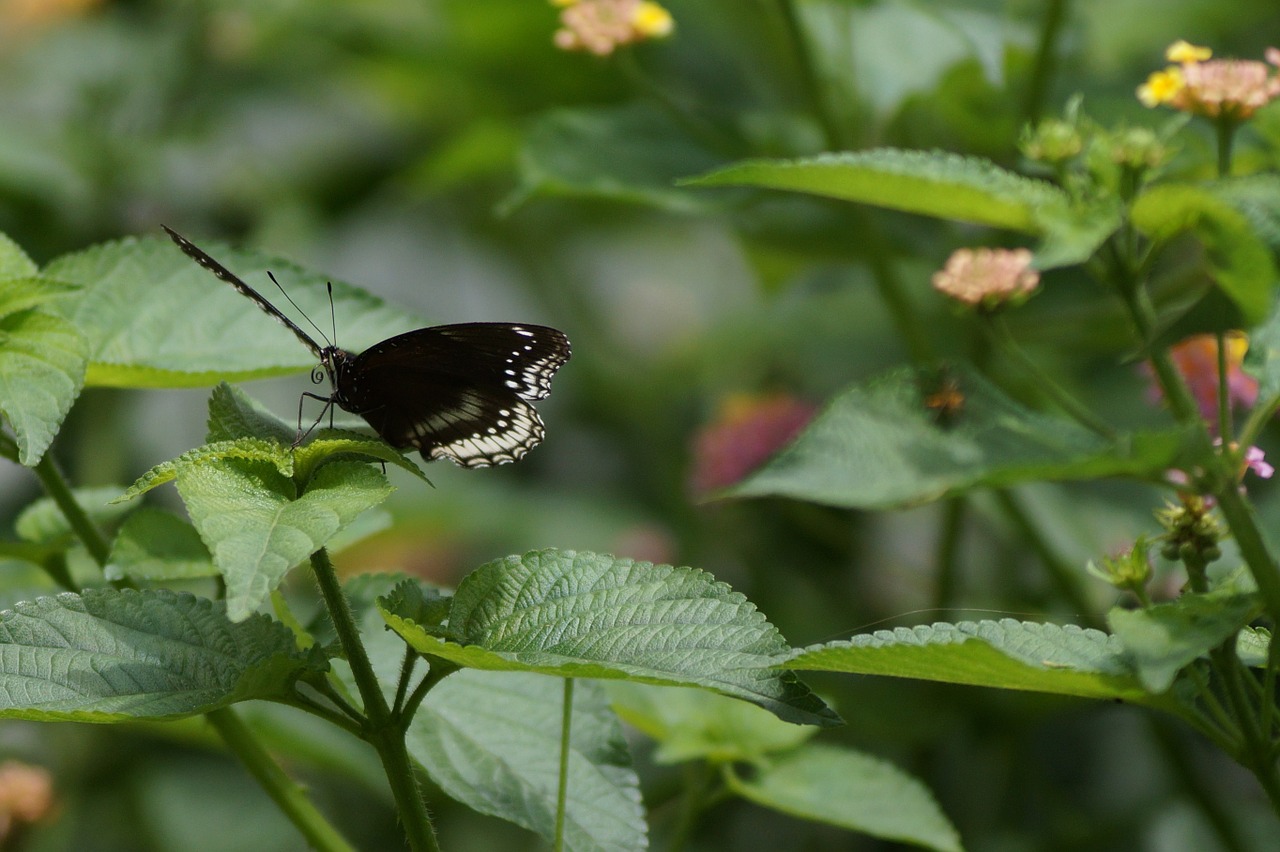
[3,1,1280,851]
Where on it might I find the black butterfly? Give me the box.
[162,226,571,468]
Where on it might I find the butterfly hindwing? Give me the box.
[334,324,569,467]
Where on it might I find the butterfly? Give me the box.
[162,226,571,468]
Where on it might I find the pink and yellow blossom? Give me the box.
[931,247,1039,310]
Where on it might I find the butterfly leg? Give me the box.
[295,391,335,447]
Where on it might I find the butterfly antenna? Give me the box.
[267,271,334,349]
[328,282,338,349]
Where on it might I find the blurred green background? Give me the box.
[3,0,1280,849]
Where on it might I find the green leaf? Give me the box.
[502,104,727,215]
[1210,174,1280,253]
[0,278,81,320]
[409,670,647,852]
[606,681,816,765]
[0,308,88,466]
[293,430,431,486]
[15,486,130,544]
[105,508,216,582]
[1132,184,1277,325]
[380,549,839,727]
[206,382,295,445]
[684,148,1067,234]
[0,589,313,721]
[786,619,1151,703]
[728,743,962,852]
[177,458,394,621]
[0,232,37,279]
[1107,592,1263,692]
[44,234,426,388]
[114,438,293,503]
[725,367,1181,510]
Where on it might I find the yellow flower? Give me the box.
[1166,40,1212,63]
[1137,67,1185,107]
[633,1,673,38]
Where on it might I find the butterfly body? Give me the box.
[163,226,570,468]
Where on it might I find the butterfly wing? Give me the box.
[335,323,571,468]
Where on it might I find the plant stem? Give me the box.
[206,708,356,852]
[309,549,439,852]
[776,0,846,150]
[933,498,966,611]
[1021,0,1067,124]
[993,490,1100,627]
[554,678,575,852]
[31,452,111,567]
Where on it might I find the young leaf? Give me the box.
[0,589,313,721]
[1107,592,1263,692]
[408,670,647,852]
[43,234,426,388]
[113,438,293,503]
[380,549,840,727]
[727,743,962,852]
[104,508,216,582]
[1132,184,1277,326]
[787,619,1152,703]
[0,232,37,279]
[0,307,88,465]
[724,367,1181,510]
[206,382,295,445]
[177,458,394,621]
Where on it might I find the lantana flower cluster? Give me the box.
[551,0,673,56]
[1138,40,1280,120]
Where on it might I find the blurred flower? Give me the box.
[0,0,101,41]
[1156,493,1223,565]
[1138,42,1280,120]
[553,0,674,56]
[1020,118,1084,164]
[931,248,1039,311]
[1244,445,1275,479]
[0,761,53,840]
[1108,127,1169,170]
[1143,332,1257,427]
[689,394,816,494]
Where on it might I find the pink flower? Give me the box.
[1245,445,1274,480]
[931,248,1039,311]
[553,0,673,56]
[689,394,816,494]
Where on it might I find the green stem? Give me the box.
[863,216,935,366]
[207,709,356,852]
[554,678,575,852]
[1021,0,1068,124]
[987,314,1116,439]
[1216,329,1232,438]
[31,453,111,568]
[1216,117,1237,179]
[401,657,460,726]
[666,762,718,852]
[310,549,439,852]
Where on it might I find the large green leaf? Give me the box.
[787,619,1153,703]
[380,549,839,727]
[724,367,1182,510]
[104,508,217,582]
[728,743,962,852]
[0,308,88,466]
[43,234,426,388]
[0,232,37,279]
[0,589,312,721]
[1132,184,1278,326]
[409,671,647,852]
[683,148,1119,267]
[177,458,393,621]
